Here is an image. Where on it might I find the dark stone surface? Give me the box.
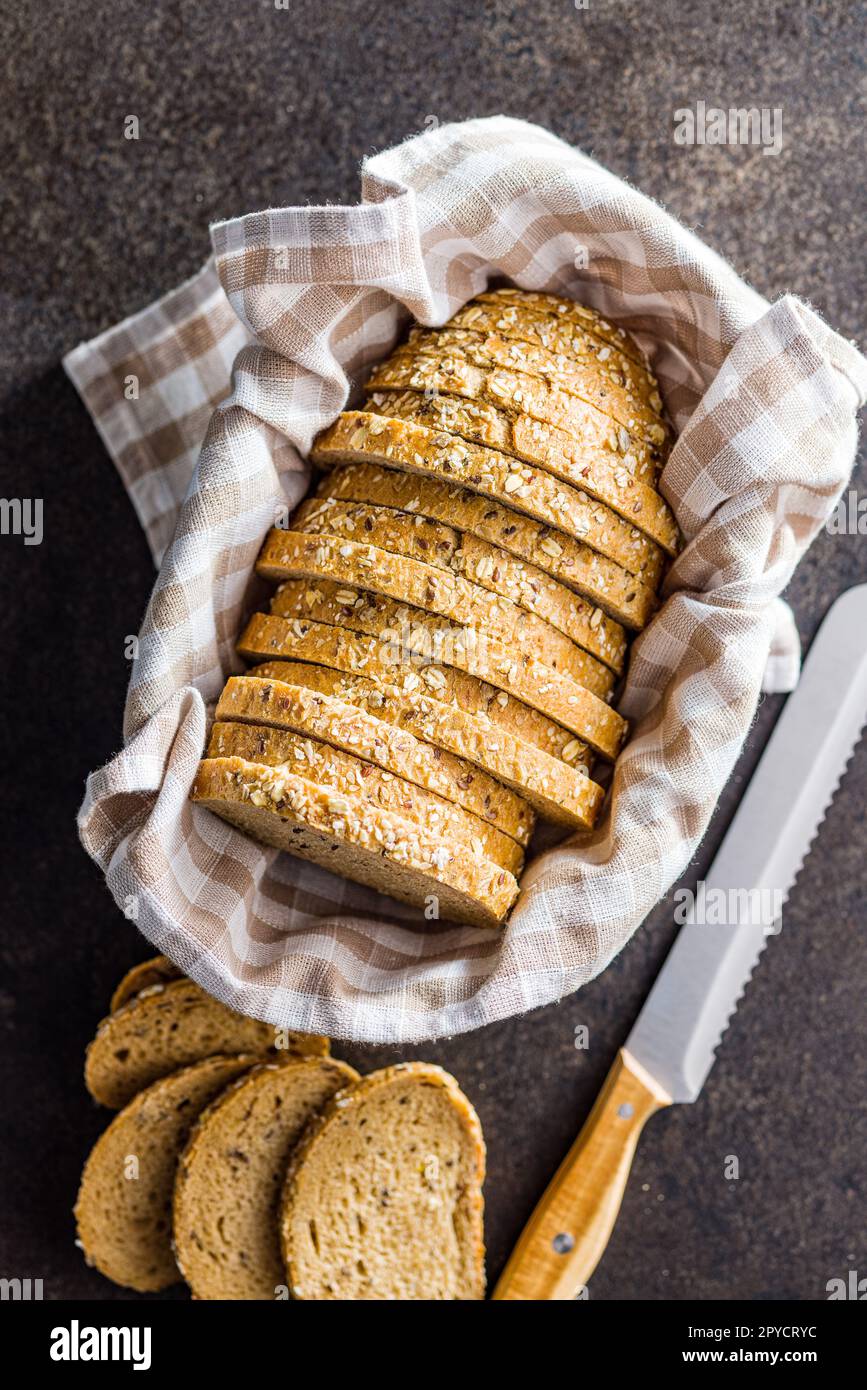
[0,0,864,1302]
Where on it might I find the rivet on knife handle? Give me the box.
[491,1049,670,1301]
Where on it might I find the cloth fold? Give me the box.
[65,116,866,1042]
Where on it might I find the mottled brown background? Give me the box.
[0,0,864,1301]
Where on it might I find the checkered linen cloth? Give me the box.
[64,117,866,1043]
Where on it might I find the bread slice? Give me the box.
[85,978,329,1109]
[281,1062,486,1300]
[248,593,587,764]
[294,494,629,670]
[251,660,604,829]
[316,461,655,635]
[256,529,614,698]
[75,1055,255,1292]
[363,391,679,555]
[462,288,652,369]
[310,411,664,580]
[408,317,664,427]
[192,757,520,929]
[110,955,182,1012]
[241,596,628,759]
[216,675,532,843]
[174,1056,359,1300]
[368,339,668,459]
[208,717,525,874]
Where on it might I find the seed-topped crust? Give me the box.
[368,337,669,460]
[250,662,605,830]
[239,600,628,759]
[315,462,655,634]
[363,391,679,555]
[466,288,651,369]
[211,683,530,860]
[293,494,628,671]
[310,411,665,580]
[246,615,586,763]
[192,757,520,929]
[413,310,663,415]
[257,529,615,699]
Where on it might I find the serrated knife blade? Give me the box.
[494,585,867,1300]
[626,582,867,1103]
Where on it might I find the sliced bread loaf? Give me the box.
[404,325,666,452]
[241,596,628,759]
[75,1055,255,1292]
[316,461,656,634]
[257,529,614,697]
[214,675,533,844]
[464,288,651,369]
[192,757,520,929]
[174,1057,359,1300]
[310,411,664,580]
[368,341,668,459]
[245,664,604,829]
[208,717,525,874]
[247,598,587,763]
[280,1062,486,1300]
[85,978,329,1109]
[361,391,678,554]
[110,955,182,1012]
[293,494,629,670]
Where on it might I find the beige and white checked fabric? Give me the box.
[64,117,867,1043]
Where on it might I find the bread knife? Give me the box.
[492,584,867,1301]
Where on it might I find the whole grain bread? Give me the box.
[294,494,629,669]
[110,955,183,1012]
[208,716,525,873]
[192,757,520,929]
[215,674,533,844]
[362,391,679,554]
[75,1055,255,1292]
[280,1062,486,1300]
[310,411,665,580]
[465,288,651,368]
[316,461,656,633]
[247,592,588,763]
[84,978,329,1109]
[406,323,666,444]
[240,596,628,759]
[257,529,614,697]
[173,1056,360,1300]
[368,339,668,458]
[248,663,604,829]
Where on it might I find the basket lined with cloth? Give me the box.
[65,116,867,1043]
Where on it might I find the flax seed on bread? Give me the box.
[215,674,533,844]
[362,392,678,554]
[241,596,628,758]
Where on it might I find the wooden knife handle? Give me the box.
[491,1048,671,1301]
